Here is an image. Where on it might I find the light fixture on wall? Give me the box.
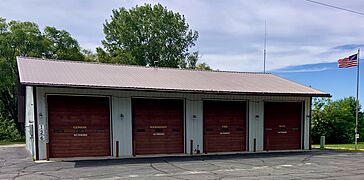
[192,115,197,120]
[120,113,124,120]
[39,113,43,119]
[255,115,259,120]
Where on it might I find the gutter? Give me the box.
[19,83,332,98]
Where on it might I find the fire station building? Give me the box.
[17,57,330,160]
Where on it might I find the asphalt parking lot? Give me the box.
[1,145,364,179]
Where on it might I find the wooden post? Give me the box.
[253,138,256,152]
[132,140,136,157]
[116,141,119,158]
[45,143,49,161]
[205,139,208,154]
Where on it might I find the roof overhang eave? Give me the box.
[20,82,332,98]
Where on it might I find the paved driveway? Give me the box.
[1,145,364,179]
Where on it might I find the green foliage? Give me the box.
[311,97,363,144]
[43,26,84,60]
[183,51,199,69]
[82,49,98,62]
[100,3,199,68]
[0,116,22,141]
[196,62,212,71]
[96,47,137,65]
[0,17,84,140]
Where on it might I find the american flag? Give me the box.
[338,53,358,68]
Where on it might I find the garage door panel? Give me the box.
[204,101,247,153]
[133,99,184,155]
[48,96,110,158]
[50,135,110,140]
[50,144,110,149]
[264,102,302,150]
[50,150,110,157]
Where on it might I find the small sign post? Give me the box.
[320,136,325,150]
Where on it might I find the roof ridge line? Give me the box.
[16,56,271,75]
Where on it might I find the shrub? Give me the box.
[0,117,23,141]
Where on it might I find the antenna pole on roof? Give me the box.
[154,60,158,68]
[263,20,267,73]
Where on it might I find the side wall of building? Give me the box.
[34,87,311,160]
[25,86,35,158]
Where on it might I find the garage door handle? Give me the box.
[172,128,180,132]
[136,129,145,132]
[53,129,64,133]
[95,128,105,133]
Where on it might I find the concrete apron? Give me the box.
[0,144,25,148]
[43,149,312,163]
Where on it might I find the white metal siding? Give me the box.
[185,100,203,154]
[35,87,310,101]
[33,86,312,160]
[36,87,47,160]
[248,101,264,151]
[112,97,133,157]
[25,86,35,157]
[303,97,311,150]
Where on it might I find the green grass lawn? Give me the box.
[312,142,364,151]
[0,140,25,145]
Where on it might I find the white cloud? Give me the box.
[275,67,328,73]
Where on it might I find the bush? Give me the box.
[0,117,23,141]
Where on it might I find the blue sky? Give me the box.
[274,61,364,102]
[1,0,363,102]
[273,43,364,102]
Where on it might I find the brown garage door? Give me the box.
[48,95,110,158]
[264,102,302,151]
[132,99,184,155]
[203,101,246,153]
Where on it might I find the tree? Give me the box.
[184,51,199,69]
[43,26,84,60]
[0,17,85,138]
[311,97,363,144]
[82,49,98,62]
[100,3,199,68]
[96,47,136,65]
[196,62,212,71]
[0,19,44,125]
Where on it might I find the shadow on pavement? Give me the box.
[73,150,329,168]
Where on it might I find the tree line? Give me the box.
[311,97,363,144]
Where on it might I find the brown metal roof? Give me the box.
[16,57,330,97]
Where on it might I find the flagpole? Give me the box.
[355,48,360,150]
[263,20,267,73]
